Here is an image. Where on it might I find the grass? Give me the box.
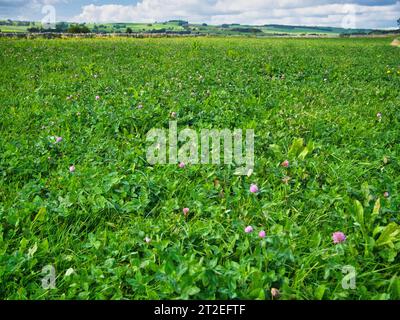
[0,25,32,33]
[0,37,399,300]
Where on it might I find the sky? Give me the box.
[0,0,399,29]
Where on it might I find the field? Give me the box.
[0,20,376,36]
[85,22,187,33]
[0,37,400,300]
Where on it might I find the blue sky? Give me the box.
[1,0,399,28]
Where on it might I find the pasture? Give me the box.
[0,37,399,299]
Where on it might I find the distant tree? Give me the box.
[55,22,69,33]
[231,27,262,33]
[81,25,91,33]
[398,18,400,29]
[149,28,166,33]
[168,20,188,26]
[27,27,41,33]
[126,27,133,33]
[67,25,90,33]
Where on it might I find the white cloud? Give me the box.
[0,0,66,10]
[0,0,67,20]
[72,0,400,28]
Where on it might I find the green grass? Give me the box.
[0,22,42,33]
[0,25,31,33]
[0,37,400,300]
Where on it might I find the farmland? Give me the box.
[0,37,400,300]
[0,19,379,36]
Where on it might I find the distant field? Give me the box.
[0,21,376,36]
[0,37,399,300]
[0,25,30,33]
[0,22,41,33]
[85,22,187,33]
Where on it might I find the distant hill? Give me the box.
[261,24,374,35]
[0,19,398,36]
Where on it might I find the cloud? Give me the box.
[0,0,64,6]
[0,0,64,13]
[72,0,400,28]
[0,0,26,7]
[0,0,67,20]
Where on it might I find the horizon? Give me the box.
[0,1,399,29]
[1,21,399,32]
[1,19,399,31]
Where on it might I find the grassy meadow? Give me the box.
[0,37,399,300]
